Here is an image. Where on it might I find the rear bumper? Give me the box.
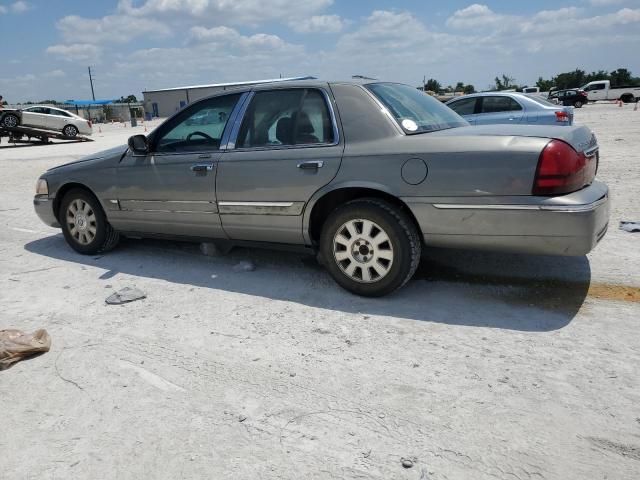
[405,181,610,256]
[34,195,60,228]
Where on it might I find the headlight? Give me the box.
[36,178,49,195]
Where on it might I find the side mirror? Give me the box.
[128,134,148,154]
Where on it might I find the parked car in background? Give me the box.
[446,92,574,126]
[581,80,640,103]
[548,88,588,108]
[522,86,540,94]
[33,80,607,297]
[0,106,92,137]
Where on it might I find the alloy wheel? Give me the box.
[66,199,97,245]
[332,218,394,283]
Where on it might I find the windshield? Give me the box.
[366,83,468,134]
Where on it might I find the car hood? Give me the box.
[429,124,595,153]
[46,144,128,172]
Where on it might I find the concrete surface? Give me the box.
[0,105,639,479]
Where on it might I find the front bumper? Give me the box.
[34,195,60,228]
[405,181,610,256]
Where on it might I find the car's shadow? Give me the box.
[25,235,592,332]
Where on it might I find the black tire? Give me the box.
[63,125,79,138]
[574,100,583,108]
[320,198,421,297]
[2,113,19,128]
[59,189,120,254]
[621,95,635,104]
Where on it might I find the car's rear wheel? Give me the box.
[320,198,421,297]
[59,189,120,254]
[63,125,79,138]
[2,114,19,128]
[574,100,583,108]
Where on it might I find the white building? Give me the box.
[142,77,314,118]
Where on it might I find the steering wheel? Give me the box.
[186,131,214,142]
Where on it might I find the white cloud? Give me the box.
[589,0,625,5]
[290,14,346,33]
[46,44,102,62]
[1,1,31,14]
[0,73,36,84]
[56,14,171,44]
[188,26,294,50]
[117,0,332,25]
[11,1,30,13]
[44,69,66,78]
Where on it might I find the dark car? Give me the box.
[548,89,588,108]
[33,80,608,297]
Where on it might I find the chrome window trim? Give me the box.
[226,87,341,151]
[141,91,248,157]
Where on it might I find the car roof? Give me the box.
[231,78,388,93]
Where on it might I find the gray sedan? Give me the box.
[446,92,574,126]
[34,80,609,297]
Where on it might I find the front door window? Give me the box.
[152,93,241,153]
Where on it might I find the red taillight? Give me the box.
[555,111,569,122]
[533,140,596,195]
[580,92,588,97]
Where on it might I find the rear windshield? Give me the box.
[366,83,468,134]
[525,95,558,107]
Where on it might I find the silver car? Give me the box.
[33,80,609,297]
[2,105,92,137]
[446,92,574,126]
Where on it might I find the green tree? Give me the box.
[553,69,587,89]
[424,78,441,92]
[463,84,475,94]
[535,77,554,92]
[609,68,633,86]
[494,74,517,90]
[454,82,465,92]
[118,94,138,103]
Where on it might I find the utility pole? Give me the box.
[88,66,96,101]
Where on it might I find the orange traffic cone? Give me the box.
[635,102,638,111]
[144,125,148,132]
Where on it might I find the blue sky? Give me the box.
[1,0,639,102]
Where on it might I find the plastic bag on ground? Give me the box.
[0,329,51,371]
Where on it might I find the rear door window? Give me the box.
[481,96,522,113]
[236,88,334,148]
[448,97,477,115]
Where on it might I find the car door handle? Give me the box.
[191,163,214,172]
[297,161,324,170]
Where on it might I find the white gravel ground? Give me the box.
[1,105,639,479]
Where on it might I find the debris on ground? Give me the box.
[0,329,51,370]
[105,287,146,305]
[200,242,221,257]
[401,458,414,468]
[619,221,640,232]
[238,415,247,422]
[233,261,256,272]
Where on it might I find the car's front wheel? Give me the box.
[63,125,79,138]
[2,113,19,128]
[320,199,421,297]
[574,100,583,108]
[59,189,120,254]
